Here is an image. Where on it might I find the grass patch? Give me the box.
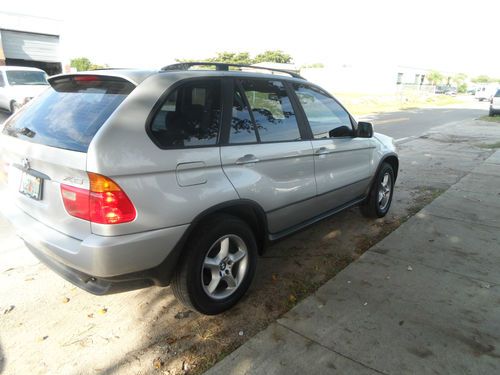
[334,92,466,116]
[478,115,500,123]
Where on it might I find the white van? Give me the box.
[475,84,499,102]
[0,66,49,113]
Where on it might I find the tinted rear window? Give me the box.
[2,76,135,152]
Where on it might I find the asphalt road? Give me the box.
[0,97,490,142]
[361,98,489,141]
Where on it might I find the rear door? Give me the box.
[220,78,316,234]
[1,75,135,240]
[292,83,374,208]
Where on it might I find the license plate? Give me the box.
[19,172,43,200]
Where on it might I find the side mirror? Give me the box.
[357,122,373,138]
[329,125,353,138]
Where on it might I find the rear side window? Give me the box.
[294,84,353,138]
[229,85,258,144]
[2,76,134,152]
[240,79,301,142]
[150,79,222,148]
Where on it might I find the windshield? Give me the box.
[2,76,135,152]
[6,70,49,86]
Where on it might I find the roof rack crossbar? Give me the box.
[161,62,305,80]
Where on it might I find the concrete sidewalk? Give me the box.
[207,150,500,375]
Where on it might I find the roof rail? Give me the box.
[161,62,305,80]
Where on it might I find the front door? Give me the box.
[292,83,374,208]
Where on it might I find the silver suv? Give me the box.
[0,63,398,315]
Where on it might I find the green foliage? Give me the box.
[427,70,445,85]
[458,83,467,93]
[176,50,294,65]
[472,75,493,83]
[70,57,107,71]
[253,50,292,64]
[70,57,92,71]
[206,52,253,65]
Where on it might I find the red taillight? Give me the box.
[61,173,136,224]
[61,184,90,221]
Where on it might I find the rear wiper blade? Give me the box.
[19,127,36,138]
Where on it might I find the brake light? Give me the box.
[60,173,136,224]
[73,75,100,82]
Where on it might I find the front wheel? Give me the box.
[361,163,395,218]
[171,214,257,315]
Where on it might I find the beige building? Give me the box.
[0,12,62,75]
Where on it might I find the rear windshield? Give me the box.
[2,76,135,152]
[6,70,48,86]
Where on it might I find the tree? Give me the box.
[206,52,253,65]
[70,57,93,71]
[427,70,444,85]
[70,57,107,71]
[472,75,493,84]
[451,73,468,93]
[176,50,294,65]
[253,50,292,64]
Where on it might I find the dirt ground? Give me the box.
[0,119,496,375]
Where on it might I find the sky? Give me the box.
[1,0,499,77]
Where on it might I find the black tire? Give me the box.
[489,107,495,117]
[171,214,258,315]
[361,162,395,218]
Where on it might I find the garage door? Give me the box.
[1,29,59,62]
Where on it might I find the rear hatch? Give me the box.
[1,74,135,240]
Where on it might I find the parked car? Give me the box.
[0,66,49,113]
[0,63,398,314]
[475,84,498,102]
[490,89,500,116]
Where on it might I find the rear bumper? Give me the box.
[2,197,189,292]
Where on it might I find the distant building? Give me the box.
[301,64,440,94]
[0,12,62,75]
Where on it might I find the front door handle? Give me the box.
[235,154,260,165]
[315,147,330,155]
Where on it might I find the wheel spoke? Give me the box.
[223,274,237,288]
[229,249,246,263]
[218,237,230,259]
[207,273,221,294]
[204,257,219,270]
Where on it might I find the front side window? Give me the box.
[150,79,222,148]
[294,84,353,139]
[240,79,301,142]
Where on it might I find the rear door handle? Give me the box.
[235,154,260,165]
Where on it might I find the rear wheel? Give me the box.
[171,214,257,315]
[361,162,395,218]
